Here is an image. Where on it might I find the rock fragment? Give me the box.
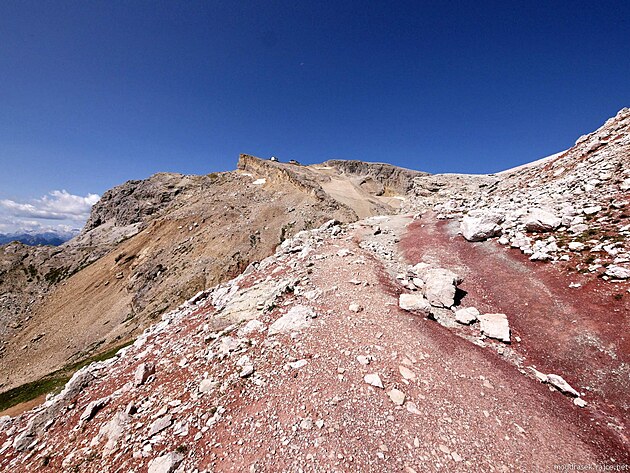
[268,305,315,335]
[524,208,561,232]
[454,307,479,325]
[398,294,431,314]
[149,414,173,437]
[387,389,406,405]
[148,451,184,473]
[423,268,462,308]
[546,374,579,397]
[398,365,416,380]
[478,313,510,342]
[460,212,503,241]
[80,396,110,423]
[605,265,630,279]
[134,362,155,386]
[364,373,384,389]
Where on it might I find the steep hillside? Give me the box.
[0,214,626,471]
[0,109,628,470]
[0,159,361,395]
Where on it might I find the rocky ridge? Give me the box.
[1,216,626,472]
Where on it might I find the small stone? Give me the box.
[149,415,172,437]
[356,355,370,366]
[147,451,184,473]
[398,365,416,380]
[134,362,155,386]
[348,303,363,313]
[387,389,406,405]
[240,365,255,378]
[80,396,110,423]
[546,374,579,397]
[364,373,384,389]
[199,378,218,393]
[288,359,308,369]
[268,305,315,335]
[451,452,462,462]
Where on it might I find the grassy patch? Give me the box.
[0,339,134,413]
[0,376,69,412]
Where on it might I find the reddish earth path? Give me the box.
[401,214,630,450]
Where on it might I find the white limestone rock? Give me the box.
[268,305,315,335]
[148,452,184,473]
[460,212,503,242]
[546,374,580,397]
[454,307,479,325]
[605,265,630,279]
[398,294,431,314]
[423,268,462,308]
[478,313,510,343]
[364,373,384,389]
[524,208,561,232]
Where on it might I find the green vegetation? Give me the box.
[0,376,69,413]
[0,339,134,413]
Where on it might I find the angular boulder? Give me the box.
[423,268,462,308]
[460,212,503,242]
[478,313,510,342]
[454,307,479,325]
[524,209,561,232]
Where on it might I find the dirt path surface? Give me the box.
[401,213,630,448]
[2,215,627,472]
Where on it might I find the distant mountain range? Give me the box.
[0,230,77,246]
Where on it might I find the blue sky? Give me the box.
[0,1,628,232]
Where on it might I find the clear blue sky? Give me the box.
[0,1,628,212]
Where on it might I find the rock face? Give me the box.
[478,313,510,343]
[460,212,504,242]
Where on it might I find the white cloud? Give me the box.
[0,190,99,221]
[0,190,100,234]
